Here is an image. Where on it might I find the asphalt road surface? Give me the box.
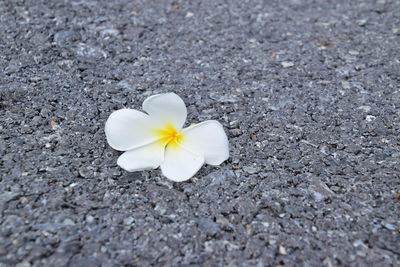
[0,0,399,266]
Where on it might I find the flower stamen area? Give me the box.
[155,124,183,149]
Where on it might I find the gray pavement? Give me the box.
[0,0,399,266]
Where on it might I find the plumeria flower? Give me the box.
[105,93,229,182]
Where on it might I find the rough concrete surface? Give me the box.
[1,0,399,266]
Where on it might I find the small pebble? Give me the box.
[365,115,376,122]
[382,222,396,231]
[281,61,294,68]
[123,217,134,225]
[86,215,94,223]
[358,105,371,112]
[63,218,75,226]
[243,165,260,174]
[279,245,287,255]
[341,81,351,89]
[356,19,368,26]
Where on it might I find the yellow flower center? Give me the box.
[155,124,184,149]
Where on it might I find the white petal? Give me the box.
[142,93,187,131]
[117,141,165,172]
[160,144,204,182]
[181,120,229,165]
[105,109,157,151]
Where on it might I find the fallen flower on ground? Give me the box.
[105,92,229,182]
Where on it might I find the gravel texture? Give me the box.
[1,0,400,266]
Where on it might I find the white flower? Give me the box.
[105,93,229,182]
